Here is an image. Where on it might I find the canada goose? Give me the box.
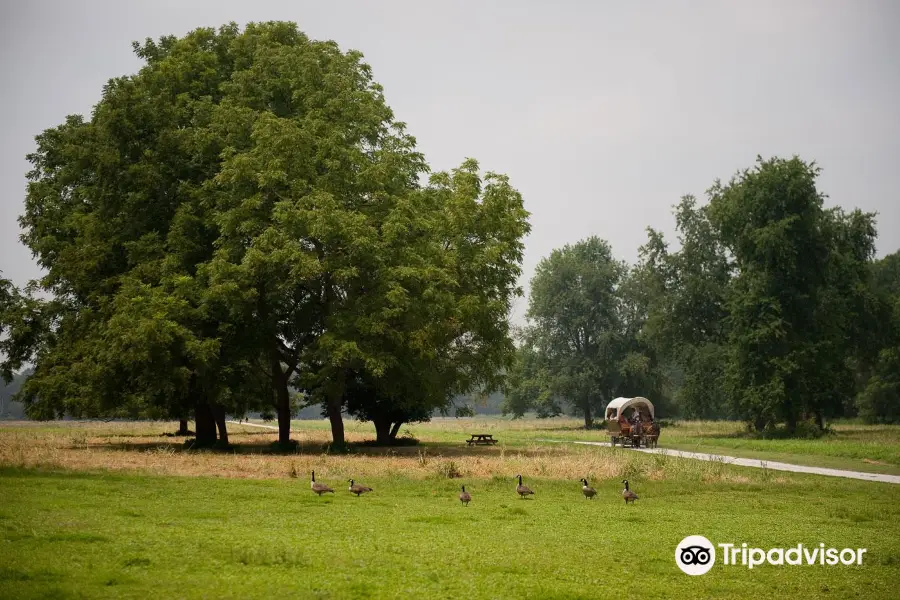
[348,479,373,497]
[622,479,639,504]
[580,478,596,500]
[459,485,471,506]
[515,474,534,499]
[310,471,334,496]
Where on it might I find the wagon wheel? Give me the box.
[610,436,617,447]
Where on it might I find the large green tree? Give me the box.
[4,22,529,450]
[189,23,427,446]
[305,160,530,445]
[706,156,877,432]
[4,22,410,443]
[6,24,282,444]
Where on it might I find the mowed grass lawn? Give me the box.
[1,419,899,598]
[1,468,899,599]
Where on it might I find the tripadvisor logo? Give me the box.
[676,535,716,575]
[675,535,867,575]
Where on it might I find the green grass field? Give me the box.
[1,418,899,599]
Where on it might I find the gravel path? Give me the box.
[537,439,900,484]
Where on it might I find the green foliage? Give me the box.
[706,156,878,432]
[855,252,900,423]
[0,369,31,419]
[4,22,529,446]
[872,252,900,297]
[334,161,530,442]
[511,237,664,427]
[502,340,561,419]
[637,196,731,419]
[634,157,889,432]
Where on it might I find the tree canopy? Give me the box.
[504,237,664,427]
[1,22,530,448]
[632,157,888,431]
[503,157,896,432]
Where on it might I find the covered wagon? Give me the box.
[605,396,659,448]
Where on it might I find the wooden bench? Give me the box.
[466,434,498,446]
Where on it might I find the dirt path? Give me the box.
[227,420,281,430]
[537,439,900,485]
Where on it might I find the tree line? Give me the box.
[505,157,900,433]
[0,22,529,449]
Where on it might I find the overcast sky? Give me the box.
[1,0,898,321]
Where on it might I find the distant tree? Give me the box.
[0,369,33,420]
[524,237,645,428]
[0,273,8,318]
[706,156,877,432]
[502,335,561,419]
[871,252,900,297]
[638,197,732,418]
[0,274,15,388]
[616,259,675,415]
[460,391,505,416]
[857,251,900,423]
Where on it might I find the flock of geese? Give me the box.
[310,471,374,496]
[513,475,639,504]
[310,471,640,505]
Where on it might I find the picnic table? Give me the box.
[466,434,498,446]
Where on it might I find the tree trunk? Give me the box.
[786,411,798,435]
[583,403,593,429]
[753,414,766,432]
[814,410,825,431]
[268,347,294,447]
[177,419,190,436]
[327,394,345,448]
[373,416,391,445]
[211,403,228,446]
[274,377,292,446]
[194,401,217,447]
[389,421,403,440]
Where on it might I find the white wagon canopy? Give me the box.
[604,397,655,421]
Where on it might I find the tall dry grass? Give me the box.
[0,420,782,484]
